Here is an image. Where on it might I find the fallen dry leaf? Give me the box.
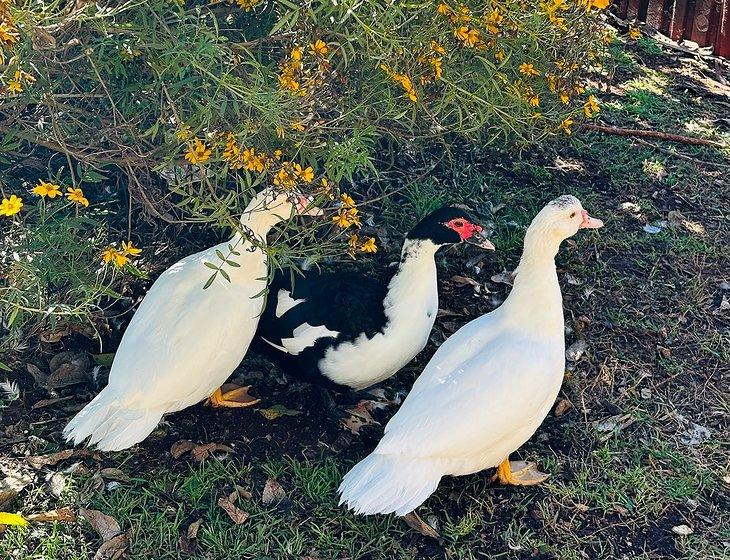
[99,468,131,483]
[26,507,76,523]
[566,340,588,362]
[80,508,122,542]
[32,396,74,410]
[491,270,514,286]
[179,518,204,553]
[217,492,249,525]
[342,402,379,435]
[27,449,75,469]
[449,275,480,288]
[671,524,693,536]
[261,477,286,505]
[402,512,439,538]
[554,398,573,417]
[26,363,48,386]
[170,440,196,459]
[190,443,234,462]
[93,531,129,560]
[46,361,90,389]
[258,405,302,420]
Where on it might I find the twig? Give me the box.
[633,138,730,169]
[581,123,725,148]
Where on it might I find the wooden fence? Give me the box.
[613,0,730,57]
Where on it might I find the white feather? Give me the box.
[278,322,340,355]
[274,289,305,318]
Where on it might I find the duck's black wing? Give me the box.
[257,268,389,348]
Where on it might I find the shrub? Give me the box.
[0,0,610,358]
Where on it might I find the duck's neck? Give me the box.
[382,239,440,319]
[499,227,564,336]
[230,192,292,252]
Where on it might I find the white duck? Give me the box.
[339,195,603,516]
[64,189,320,451]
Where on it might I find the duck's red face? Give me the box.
[444,218,495,250]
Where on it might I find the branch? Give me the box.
[581,123,725,148]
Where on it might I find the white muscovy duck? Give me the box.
[63,189,320,451]
[255,206,495,393]
[338,195,603,516]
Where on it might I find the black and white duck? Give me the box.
[255,206,495,395]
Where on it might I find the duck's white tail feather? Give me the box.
[338,453,443,516]
[63,387,165,452]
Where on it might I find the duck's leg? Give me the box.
[206,385,260,408]
[492,458,549,486]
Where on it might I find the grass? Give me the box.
[1,33,729,560]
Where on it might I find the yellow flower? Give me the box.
[437,2,453,16]
[347,207,361,227]
[560,91,570,104]
[290,46,302,62]
[7,78,22,94]
[430,57,443,80]
[529,94,540,107]
[185,139,212,165]
[629,26,641,40]
[361,237,377,253]
[430,40,446,55]
[274,148,283,160]
[0,194,23,216]
[235,0,261,10]
[175,125,192,141]
[121,241,142,256]
[222,132,241,165]
[32,180,62,198]
[485,8,503,33]
[66,187,89,207]
[291,121,305,132]
[455,27,480,47]
[242,147,266,173]
[592,0,610,9]
[583,95,599,118]
[333,210,353,228]
[519,62,540,77]
[0,21,19,47]
[340,193,355,207]
[294,163,314,182]
[495,48,506,62]
[310,39,328,56]
[560,117,574,135]
[102,247,129,268]
[273,164,297,189]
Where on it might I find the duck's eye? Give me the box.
[569,212,576,218]
[454,220,464,228]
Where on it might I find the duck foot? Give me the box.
[206,384,260,408]
[491,458,549,486]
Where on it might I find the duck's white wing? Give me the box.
[376,331,560,462]
[105,249,265,410]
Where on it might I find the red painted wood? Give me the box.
[718,0,730,56]
[669,0,691,41]
[613,0,730,57]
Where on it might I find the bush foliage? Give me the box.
[0,0,610,358]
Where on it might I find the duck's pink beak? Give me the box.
[579,209,603,229]
[296,195,323,216]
